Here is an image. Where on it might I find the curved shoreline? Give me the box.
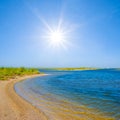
[0,74,48,120]
[0,74,115,120]
[13,75,115,120]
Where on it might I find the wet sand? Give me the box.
[0,74,48,120]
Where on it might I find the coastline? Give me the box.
[0,73,115,120]
[13,74,115,120]
[0,74,48,120]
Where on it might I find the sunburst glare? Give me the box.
[47,28,67,49]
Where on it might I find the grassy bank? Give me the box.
[41,67,99,71]
[0,67,40,80]
[54,67,98,71]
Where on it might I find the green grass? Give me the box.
[0,67,40,81]
[55,67,98,71]
[41,67,99,71]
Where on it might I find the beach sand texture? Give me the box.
[0,75,48,120]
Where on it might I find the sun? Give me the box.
[41,19,72,49]
[28,7,75,50]
[50,31,63,42]
[49,30,65,47]
[44,28,67,49]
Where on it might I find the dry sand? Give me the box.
[0,74,48,120]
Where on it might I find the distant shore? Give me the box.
[41,67,100,71]
[0,74,48,120]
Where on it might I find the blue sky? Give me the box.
[0,0,120,67]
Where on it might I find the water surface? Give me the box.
[15,69,120,120]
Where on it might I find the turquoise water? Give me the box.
[15,69,120,120]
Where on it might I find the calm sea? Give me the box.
[15,69,120,120]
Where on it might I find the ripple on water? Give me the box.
[15,70,120,120]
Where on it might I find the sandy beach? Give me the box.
[0,74,48,120]
[0,73,115,120]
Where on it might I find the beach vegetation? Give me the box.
[0,67,40,80]
[41,67,99,71]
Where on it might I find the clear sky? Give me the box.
[0,0,120,68]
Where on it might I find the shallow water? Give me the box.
[15,69,120,120]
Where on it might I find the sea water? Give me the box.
[15,69,120,120]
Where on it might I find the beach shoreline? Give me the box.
[0,73,115,120]
[0,74,48,120]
